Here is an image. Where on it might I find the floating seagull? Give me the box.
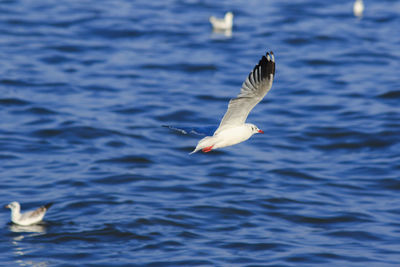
[353,0,364,17]
[209,11,233,31]
[5,201,53,226]
[190,51,275,154]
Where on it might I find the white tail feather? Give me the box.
[189,136,215,154]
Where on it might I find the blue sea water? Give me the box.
[1,0,400,266]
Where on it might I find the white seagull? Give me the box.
[5,201,53,226]
[190,51,275,154]
[209,12,234,31]
[353,0,364,17]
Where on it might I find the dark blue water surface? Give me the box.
[1,0,400,266]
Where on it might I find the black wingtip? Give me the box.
[249,51,275,83]
[44,202,53,210]
[261,51,275,77]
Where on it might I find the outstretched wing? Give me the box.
[214,51,275,135]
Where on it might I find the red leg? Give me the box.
[202,145,214,153]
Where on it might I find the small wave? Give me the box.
[14,107,58,115]
[31,126,119,140]
[304,59,339,66]
[0,154,19,160]
[0,97,30,106]
[377,90,400,99]
[220,241,283,251]
[87,28,143,39]
[43,224,153,243]
[92,174,143,185]
[326,230,382,241]
[96,155,153,165]
[271,168,324,181]
[142,63,217,73]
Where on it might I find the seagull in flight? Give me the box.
[190,51,275,154]
[5,201,53,226]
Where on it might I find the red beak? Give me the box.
[258,130,264,134]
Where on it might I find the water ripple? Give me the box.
[1,0,400,266]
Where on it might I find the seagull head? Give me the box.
[5,201,20,211]
[248,123,264,135]
[224,12,234,25]
[225,12,233,20]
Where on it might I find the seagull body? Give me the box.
[5,201,53,226]
[209,12,233,31]
[190,51,275,154]
[353,0,364,17]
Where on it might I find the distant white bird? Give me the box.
[353,0,364,17]
[209,12,234,31]
[190,51,275,154]
[5,201,53,226]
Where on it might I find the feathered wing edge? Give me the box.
[27,202,53,219]
[240,51,275,98]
